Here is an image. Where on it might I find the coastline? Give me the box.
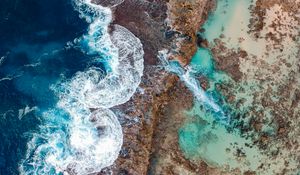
[1,0,298,174]
[94,0,216,174]
[94,0,300,174]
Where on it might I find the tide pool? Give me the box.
[179,102,263,172]
[178,0,300,173]
[159,0,267,170]
[190,47,214,75]
[160,43,265,172]
[175,0,264,172]
[201,0,253,48]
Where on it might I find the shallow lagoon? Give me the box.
[178,0,268,173]
[179,0,300,173]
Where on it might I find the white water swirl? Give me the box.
[19,0,144,174]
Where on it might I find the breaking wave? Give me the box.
[67,24,144,109]
[19,0,144,174]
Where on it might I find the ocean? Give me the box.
[0,1,87,174]
[0,0,144,174]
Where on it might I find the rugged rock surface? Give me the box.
[94,0,300,174]
[92,0,214,174]
[103,0,210,66]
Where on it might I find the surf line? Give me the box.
[19,0,144,174]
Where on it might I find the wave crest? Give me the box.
[65,24,144,109]
[20,0,144,174]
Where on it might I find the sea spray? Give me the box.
[158,50,228,124]
[19,0,144,174]
[69,24,144,109]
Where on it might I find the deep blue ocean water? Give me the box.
[0,1,88,174]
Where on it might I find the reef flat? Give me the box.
[196,0,300,174]
[92,0,211,174]
[95,0,300,174]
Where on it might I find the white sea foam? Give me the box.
[29,108,123,175]
[20,0,144,174]
[0,52,9,67]
[18,106,38,120]
[67,24,144,109]
[73,0,112,23]
[158,50,228,123]
[0,56,5,66]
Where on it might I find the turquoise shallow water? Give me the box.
[178,0,300,173]
[177,0,268,172]
[201,0,253,46]
[179,102,263,171]
[190,47,214,75]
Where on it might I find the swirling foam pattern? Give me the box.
[67,24,144,109]
[19,0,144,174]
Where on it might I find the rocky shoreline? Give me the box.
[92,0,215,174]
[94,0,300,174]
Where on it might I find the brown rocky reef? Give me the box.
[91,0,215,174]
[92,0,300,174]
